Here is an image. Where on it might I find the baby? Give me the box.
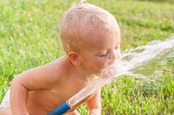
[0,2,121,115]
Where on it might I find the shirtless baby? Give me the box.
[0,2,121,115]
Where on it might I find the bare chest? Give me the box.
[27,81,87,114]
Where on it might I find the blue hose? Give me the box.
[47,101,71,115]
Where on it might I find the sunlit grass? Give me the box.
[0,0,174,114]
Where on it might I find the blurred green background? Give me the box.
[0,0,174,114]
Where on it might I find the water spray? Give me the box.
[47,37,174,115]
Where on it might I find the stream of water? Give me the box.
[68,37,174,107]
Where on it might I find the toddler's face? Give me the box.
[78,25,121,75]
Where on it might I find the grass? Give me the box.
[0,0,174,114]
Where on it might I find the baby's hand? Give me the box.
[90,109,101,115]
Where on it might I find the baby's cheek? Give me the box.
[98,61,107,69]
[93,63,105,74]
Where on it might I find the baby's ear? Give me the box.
[68,51,81,65]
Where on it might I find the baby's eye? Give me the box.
[98,51,107,57]
[100,54,107,57]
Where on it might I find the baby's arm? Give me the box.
[10,78,29,115]
[10,60,61,115]
[86,89,101,115]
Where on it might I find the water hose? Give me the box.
[47,101,71,115]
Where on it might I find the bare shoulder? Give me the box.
[13,56,71,90]
[42,56,67,73]
[41,56,70,79]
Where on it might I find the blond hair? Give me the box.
[60,3,118,53]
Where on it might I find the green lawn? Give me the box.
[0,0,174,114]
